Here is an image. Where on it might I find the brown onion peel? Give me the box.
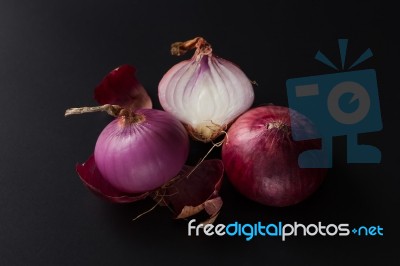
[154,159,224,224]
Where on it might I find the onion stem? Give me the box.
[266,121,290,134]
[170,36,212,56]
[64,104,123,117]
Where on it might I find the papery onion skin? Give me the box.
[94,108,189,194]
[156,159,224,223]
[158,54,254,142]
[76,155,149,203]
[94,64,152,111]
[222,106,326,207]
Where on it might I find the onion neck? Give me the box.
[266,121,290,134]
[119,110,145,125]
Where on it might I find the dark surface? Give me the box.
[0,0,398,265]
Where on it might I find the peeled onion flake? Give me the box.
[156,159,224,224]
[76,155,149,203]
[94,64,152,111]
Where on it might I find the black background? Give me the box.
[1,0,399,265]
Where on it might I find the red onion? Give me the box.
[222,105,326,207]
[158,37,254,142]
[66,64,189,199]
[94,108,189,194]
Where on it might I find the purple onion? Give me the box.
[94,108,189,194]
